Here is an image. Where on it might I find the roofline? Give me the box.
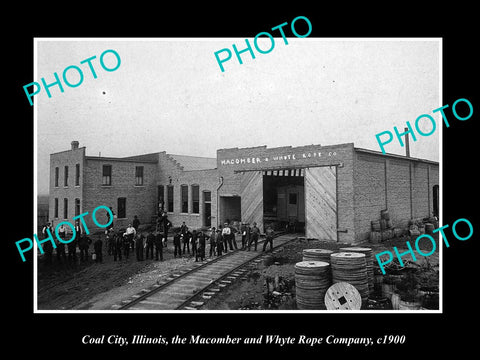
[354,147,439,165]
[85,156,158,164]
[167,153,216,160]
[50,146,86,156]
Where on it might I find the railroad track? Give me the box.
[114,233,300,310]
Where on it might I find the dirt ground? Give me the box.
[37,232,439,311]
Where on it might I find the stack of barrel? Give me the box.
[295,261,331,310]
[330,252,369,304]
[370,209,394,243]
[339,247,374,295]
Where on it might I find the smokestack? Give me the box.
[71,141,79,150]
[404,127,410,157]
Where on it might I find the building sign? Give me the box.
[220,150,338,166]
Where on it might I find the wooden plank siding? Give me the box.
[305,166,337,240]
[240,171,264,231]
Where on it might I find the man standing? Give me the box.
[180,222,190,255]
[216,228,224,257]
[78,233,92,262]
[113,232,123,261]
[159,212,172,247]
[173,229,182,258]
[241,222,251,250]
[145,231,155,260]
[263,225,274,252]
[154,231,163,261]
[222,223,231,251]
[123,224,136,259]
[94,237,103,263]
[248,222,260,251]
[56,223,67,263]
[135,233,145,261]
[209,227,217,257]
[42,222,54,265]
[196,231,206,262]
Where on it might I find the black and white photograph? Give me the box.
[34,38,441,312]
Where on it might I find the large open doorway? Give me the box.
[219,195,241,227]
[263,169,305,233]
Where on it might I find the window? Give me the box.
[75,198,80,217]
[118,197,126,218]
[204,191,211,202]
[158,185,164,204]
[75,164,80,186]
[135,166,144,186]
[167,185,174,212]
[102,165,112,185]
[54,167,59,187]
[63,198,68,219]
[54,198,58,218]
[192,185,199,214]
[64,166,69,186]
[181,185,188,213]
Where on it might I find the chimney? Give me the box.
[71,141,79,150]
[404,127,410,158]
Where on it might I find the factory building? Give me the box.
[49,141,438,243]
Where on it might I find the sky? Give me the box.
[36,38,441,195]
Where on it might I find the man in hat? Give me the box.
[153,231,163,261]
[263,225,275,252]
[209,227,217,257]
[240,222,251,250]
[123,224,136,259]
[247,222,260,251]
[173,229,182,258]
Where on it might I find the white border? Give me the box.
[33,37,443,314]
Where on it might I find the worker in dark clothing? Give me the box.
[132,215,140,231]
[67,233,77,264]
[216,229,224,257]
[106,227,115,256]
[181,223,190,255]
[241,222,251,250]
[247,222,260,251]
[190,230,197,258]
[56,223,67,263]
[209,227,217,257]
[173,230,182,258]
[145,231,155,260]
[123,224,136,259]
[154,231,163,261]
[196,231,206,262]
[113,232,123,261]
[94,238,103,262]
[42,223,54,265]
[159,212,172,247]
[263,225,275,252]
[135,233,145,261]
[78,234,92,262]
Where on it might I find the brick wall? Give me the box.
[217,143,356,242]
[82,158,157,232]
[49,147,85,229]
[353,149,439,242]
[156,152,218,230]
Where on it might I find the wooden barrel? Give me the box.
[371,220,381,232]
[425,223,434,235]
[380,219,387,230]
[330,252,369,303]
[302,249,334,263]
[295,261,331,310]
[369,231,382,243]
[339,247,374,295]
[381,209,390,220]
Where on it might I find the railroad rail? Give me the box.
[115,233,300,310]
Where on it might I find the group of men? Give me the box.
[40,212,276,266]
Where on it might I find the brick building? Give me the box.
[49,141,438,243]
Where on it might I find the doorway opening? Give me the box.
[263,169,305,233]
